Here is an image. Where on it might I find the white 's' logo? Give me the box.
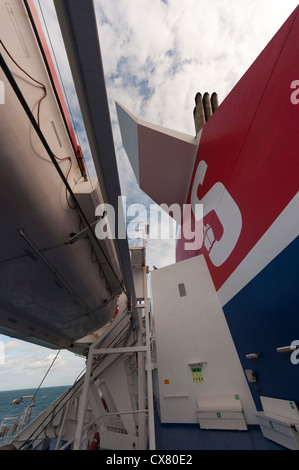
[290,340,299,364]
[190,160,242,266]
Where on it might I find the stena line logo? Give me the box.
[290,80,299,105]
[0,80,4,104]
[290,340,299,365]
[190,160,242,267]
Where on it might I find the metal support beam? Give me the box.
[53,0,136,310]
[91,346,147,355]
[137,309,146,449]
[143,265,155,450]
[73,343,93,449]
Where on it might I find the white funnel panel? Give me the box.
[116,103,140,184]
[116,102,199,219]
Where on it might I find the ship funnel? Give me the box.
[203,92,213,121]
[211,92,219,112]
[193,93,205,134]
[193,91,219,134]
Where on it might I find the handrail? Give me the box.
[59,409,148,450]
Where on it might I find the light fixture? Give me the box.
[246,353,261,359]
[276,346,297,353]
[188,361,207,367]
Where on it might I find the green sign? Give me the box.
[191,367,203,383]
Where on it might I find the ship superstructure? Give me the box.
[0,0,298,451]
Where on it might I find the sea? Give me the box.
[0,385,70,425]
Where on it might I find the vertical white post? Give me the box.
[143,264,155,450]
[137,309,146,449]
[55,400,71,450]
[73,350,94,449]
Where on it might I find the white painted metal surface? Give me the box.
[196,395,247,430]
[256,396,299,450]
[151,255,257,424]
[116,102,199,221]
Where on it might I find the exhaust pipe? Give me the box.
[193,91,219,135]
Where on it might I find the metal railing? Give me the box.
[0,408,37,447]
[59,410,148,450]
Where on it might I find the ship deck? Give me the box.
[154,411,285,451]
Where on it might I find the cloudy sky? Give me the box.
[0,0,298,391]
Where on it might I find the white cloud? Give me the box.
[95,0,298,130]
[25,353,65,371]
[2,340,20,355]
[0,337,85,391]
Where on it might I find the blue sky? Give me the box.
[0,0,298,391]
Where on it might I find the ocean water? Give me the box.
[0,385,70,425]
